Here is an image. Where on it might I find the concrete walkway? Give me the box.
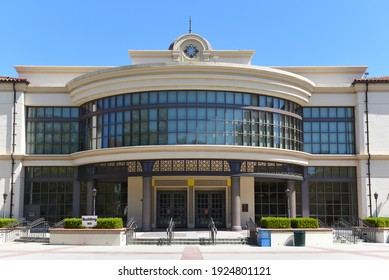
[1,241,389,260]
[2,230,387,280]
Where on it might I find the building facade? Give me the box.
[1,33,389,230]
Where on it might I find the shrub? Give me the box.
[0,218,16,228]
[260,217,291,228]
[95,218,123,229]
[63,217,123,229]
[363,217,389,227]
[291,218,319,228]
[64,218,84,229]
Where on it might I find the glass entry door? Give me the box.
[157,191,187,228]
[195,191,226,228]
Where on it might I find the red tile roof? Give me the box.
[354,76,389,83]
[0,76,29,83]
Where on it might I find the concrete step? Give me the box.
[127,237,248,245]
[15,236,50,243]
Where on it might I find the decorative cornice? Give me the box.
[0,81,29,91]
[275,66,368,75]
[21,145,311,167]
[20,148,389,170]
[312,86,357,94]
[14,65,112,74]
[24,86,68,93]
[354,82,389,92]
[67,63,315,106]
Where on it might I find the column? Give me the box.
[142,176,152,231]
[231,176,242,231]
[72,168,81,218]
[188,185,194,228]
[287,180,296,218]
[86,181,94,215]
[301,167,310,217]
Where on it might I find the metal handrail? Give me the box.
[353,218,377,243]
[0,218,27,242]
[208,217,217,245]
[7,218,27,228]
[317,218,328,228]
[246,218,258,245]
[52,219,65,228]
[22,218,50,242]
[355,218,374,228]
[27,218,46,228]
[333,218,356,244]
[125,217,138,244]
[126,218,138,234]
[166,218,175,245]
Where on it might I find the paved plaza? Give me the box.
[1,236,388,280]
[1,240,389,260]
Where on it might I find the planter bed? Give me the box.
[0,227,27,243]
[359,227,389,243]
[258,228,333,246]
[49,228,126,246]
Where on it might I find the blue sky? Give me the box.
[1,0,388,78]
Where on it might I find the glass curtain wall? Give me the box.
[80,90,303,152]
[80,181,128,221]
[254,181,301,223]
[307,166,357,225]
[303,107,355,154]
[24,167,75,223]
[26,107,79,154]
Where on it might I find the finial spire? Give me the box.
[189,16,192,33]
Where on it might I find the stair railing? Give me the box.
[125,217,138,245]
[24,218,50,241]
[208,217,217,245]
[2,218,27,242]
[52,219,65,228]
[166,218,175,245]
[246,218,258,245]
[317,218,329,228]
[333,218,357,244]
[353,218,377,243]
[7,218,27,228]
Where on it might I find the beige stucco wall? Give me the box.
[127,177,143,226]
[364,92,389,155]
[0,88,25,155]
[240,176,255,228]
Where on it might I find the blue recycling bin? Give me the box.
[257,229,271,247]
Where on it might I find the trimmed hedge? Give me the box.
[260,217,291,228]
[95,218,123,229]
[259,217,319,229]
[363,217,389,227]
[64,218,84,229]
[64,218,123,229]
[291,218,319,228]
[0,218,16,228]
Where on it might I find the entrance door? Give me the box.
[195,191,226,228]
[157,191,187,228]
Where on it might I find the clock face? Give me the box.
[184,44,199,58]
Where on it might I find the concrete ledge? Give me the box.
[258,228,333,247]
[359,227,389,243]
[0,228,26,243]
[49,228,126,246]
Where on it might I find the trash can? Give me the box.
[257,229,271,247]
[294,230,306,246]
